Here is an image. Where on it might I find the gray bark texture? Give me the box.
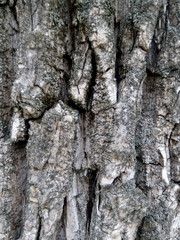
[0,0,179,239]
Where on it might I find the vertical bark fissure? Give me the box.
[9,0,19,30]
[86,41,97,112]
[62,65,71,104]
[164,0,170,42]
[114,17,121,102]
[81,112,87,159]
[86,169,98,235]
[66,0,75,52]
[62,0,75,105]
[147,1,170,76]
[12,141,28,240]
[57,197,67,240]
[146,36,160,76]
[98,184,101,211]
[135,217,145,240]
[36,211,42,240]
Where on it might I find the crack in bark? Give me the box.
[81,112,87,159]
[61,52,73,104]
[147,1,170,76]
[57,197,67,240]
[164,0,170,44]
[85,168,98,235]
[135,217,145,240]
[77,46,89,90]
[9,0,19,31]
[36,211,42,240]
[66,0,76,53]
[171,180,180,185]
[11,141,28,239]
[114,16,121,102]
[86,40,97,112]
[97,184,101,212]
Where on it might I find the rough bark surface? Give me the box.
[0,0,179,239]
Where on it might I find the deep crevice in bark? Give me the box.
[146,36,160,75]
[11,142,28,240]
[57,197,67,240]
[62,52,73,104]
[147,1,170,76]
[36,216,42,240]
[66,0,76,52]
[171,180,180,185]
[67,99,85,114]
[112,175,122,185]
[130,28,138,53]
[86,168,98,235]
[29,0,34,31]
[36,212,42,240]
[114,17,121,102]
[81,112,87,159]
[135,217,145,240]
[98,183,101,211]
[9,0,19,30]
[86,40,97,112]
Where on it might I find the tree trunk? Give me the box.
[0,0,179,239]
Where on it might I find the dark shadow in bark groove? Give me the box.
[147,1,170,76]
[86,41,97,112]
[135,217,145,240]
[36,213,42,240]
[56,197,67,240]
[85,168,98,235]
[114,17,121,102]
[146,36,160,76]
[9,0,19,30]
[66,0,76,52]
[12,141,28,240]
[114,19,121,102]
[62,53,72,104]
[98,183,101,211]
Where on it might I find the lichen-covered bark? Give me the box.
[0,0,179,239]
